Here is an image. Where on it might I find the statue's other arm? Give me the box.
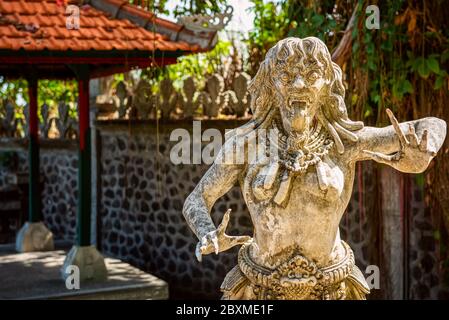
[353,109,446,173]
[182,136,250,261]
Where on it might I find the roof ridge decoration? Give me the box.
[177,5,233,33]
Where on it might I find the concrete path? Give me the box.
[0,244,168,300]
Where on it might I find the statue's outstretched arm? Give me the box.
[182,137,250,261]
[354,109,446,173]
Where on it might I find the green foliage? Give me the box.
[126,0,227,17]
[126,0,170,15]
[166,41,232,89]
[245,0,449,124]
[0,77,78,122]
[172,0,228,16]
[37,80,78,107]
[134,40,232,92]
[0,77,27,105]
[248,0,289,48]
[286,3,344,42]
[345,0,449,124]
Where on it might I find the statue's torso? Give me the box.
[240,150,356,269]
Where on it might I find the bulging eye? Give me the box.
[308,71,319,82]
[280,72,290,83]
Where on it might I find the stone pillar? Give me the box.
[62,68,107,283]
[380,165,404,299]
[16,77,54,252]
[89,78,100,248]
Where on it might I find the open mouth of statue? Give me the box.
[289,97,312,109]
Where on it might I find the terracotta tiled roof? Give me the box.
[0,0,201,52]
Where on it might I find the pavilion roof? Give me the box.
[0,0,218,78]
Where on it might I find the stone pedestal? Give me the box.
[61,245,107,282]
[15,222,54,252]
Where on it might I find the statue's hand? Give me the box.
[195,209,252,262]
[363,109,435,172]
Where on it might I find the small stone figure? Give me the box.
[115,81,129,119]
[39,103,51,138]
[159,78,178,119]
[182,37,447,300]
[199,74,225,118]
[182,76,198,119]
[0,101,19,137]
[53,102,77,139]
[132,80,154,120]
[231,72,251,117]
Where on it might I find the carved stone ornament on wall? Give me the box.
[198,74,225,118]
[52,102,78,139]
[177,5,233,33]
[0,101,19,137]
[159,78,179,120]
[0,100,77,139]
[181,76,197,119]
[182,37,447,300]
[110,72,252,120]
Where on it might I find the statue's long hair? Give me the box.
[244,37,364,154]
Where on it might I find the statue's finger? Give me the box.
[386,109,409,146]
[218,209,232,233]
[211,235,219,254]
[195,242,203,262]
[201,234,210,247]
[419,129,429,152]
[408,124,419,147]
[199,233,214,255]
[200,244,212,255]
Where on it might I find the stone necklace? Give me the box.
[254,120,335,207]
[270,120,334,174]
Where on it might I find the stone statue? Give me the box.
[1,101,19,137]
[199,74,225,118]
[182,76,198,119]
[159,78,178,119]
[182,37,447,300]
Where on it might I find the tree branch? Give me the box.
[331,4,359,67]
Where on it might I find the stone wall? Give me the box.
[409,175,448,299]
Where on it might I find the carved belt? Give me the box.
[237,241,355,299]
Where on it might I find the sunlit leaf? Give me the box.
[426,57,440,74]
[417,58,430,78]
[434,76,445,90]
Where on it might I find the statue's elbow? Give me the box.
[183,186,205,220]
[182,192,195,219]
